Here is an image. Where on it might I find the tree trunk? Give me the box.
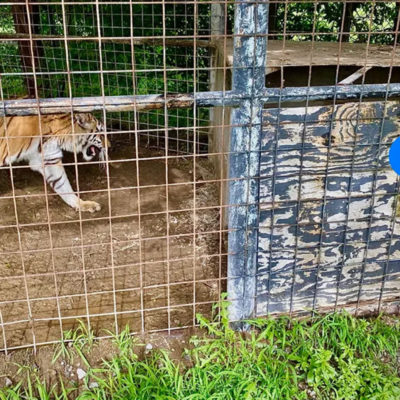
[11,3,42,97]
[342,2,357,42]
[395,2,400,43]
[268,3,279,39]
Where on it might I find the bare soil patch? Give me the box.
[0,143,224,350]
[0,328,196,391]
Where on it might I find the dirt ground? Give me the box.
[0,328,197,390]
[0,141,225,350]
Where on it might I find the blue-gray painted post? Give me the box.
[227,0,268,324]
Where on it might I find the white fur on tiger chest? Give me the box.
[1,137,64,168]
[2,137,41,166]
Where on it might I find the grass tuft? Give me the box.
[1,304,400,399]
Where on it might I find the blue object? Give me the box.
[389,137,400,175]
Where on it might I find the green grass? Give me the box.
[1,302,400,399]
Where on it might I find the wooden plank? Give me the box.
[218,39,400,69]
[256,100,400,316]
[338,66,372,85]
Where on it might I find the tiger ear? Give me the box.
[74,113,96,131]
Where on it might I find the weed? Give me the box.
[107,324,137,360]
[1,303,400,400]
[52,320,95,367]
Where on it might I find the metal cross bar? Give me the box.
[2,83,400,116]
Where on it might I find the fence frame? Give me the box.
[2,0,400,326]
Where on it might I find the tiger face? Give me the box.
[81,127,107,164]
[73,114,110,165]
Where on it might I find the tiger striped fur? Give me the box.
[0,113,109,212]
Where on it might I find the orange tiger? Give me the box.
[0,113,109,212]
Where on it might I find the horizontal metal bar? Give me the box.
[0,91,242,116]
[0,33,216,48]
[1,83,400,116]
[265,83,400,103]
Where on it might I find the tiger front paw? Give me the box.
[78,200,101,213]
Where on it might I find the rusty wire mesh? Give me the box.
[0,1,400,353]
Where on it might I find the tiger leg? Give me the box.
[29,152,101,213]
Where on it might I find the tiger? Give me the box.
[0,113,109,212]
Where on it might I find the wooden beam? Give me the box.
[338,66,372,85]
[220,40,400,69]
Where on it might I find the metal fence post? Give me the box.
[227,0,268,325]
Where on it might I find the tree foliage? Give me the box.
[274,1,398,43]
[0,2,398,131]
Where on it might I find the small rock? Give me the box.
[89,382,99,389]
[5,377,12,387]
[60,361,65,366]
[77,368,86,380]
[307,390,316,399]
[145,343,153,351]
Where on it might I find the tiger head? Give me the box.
[73,113,110,166]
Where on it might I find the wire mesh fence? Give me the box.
[1,1,400,352]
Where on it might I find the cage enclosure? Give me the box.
[1,1,400,352]
[0,1,226,351]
